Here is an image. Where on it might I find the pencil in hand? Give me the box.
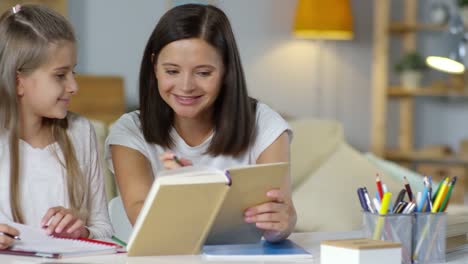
[0,232,21,240]
[173,155,184,166]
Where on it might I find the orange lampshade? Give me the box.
[293,0,353,40]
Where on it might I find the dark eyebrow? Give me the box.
[160,63,216,70]
[53,64,77,71]
[161,63,179,67]
[195,65,216,69]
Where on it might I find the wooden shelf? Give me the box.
[384,150,468,165]
[388,87,468,97]
[389,22,446,34]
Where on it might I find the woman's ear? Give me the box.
[16,72,24,97]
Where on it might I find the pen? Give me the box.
[357,188,368,212]
[392,201,403,213]
[427,176,433,211]
[402,202,416,214]
[428,176,433,200]
[362,187,375,213]
[372,197,381,212]
[394,189,406,206]
[396,201,408,214]
[426,187,433,212]
[415,191,422,208]
[417,181,428,213]
[173,155,184,166]
[0,232,21,240]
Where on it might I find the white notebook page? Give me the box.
[7,223,115,255]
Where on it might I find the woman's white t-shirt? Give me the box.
[105,103,292,177]
[0,113,113,238]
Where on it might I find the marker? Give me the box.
[379,192,392,215]
[372,192,392,240]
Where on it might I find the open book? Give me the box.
[0,223,119,258]
[127,162,289,256]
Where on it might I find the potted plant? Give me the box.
[395,52,427,89]
[458,0,468,27]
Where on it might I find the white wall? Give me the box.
[68,0,166,105]
[68,0,374,151]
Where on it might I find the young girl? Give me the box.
[0,4,112,249]
[106,4,296,242]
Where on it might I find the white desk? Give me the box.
[0,231,466,263]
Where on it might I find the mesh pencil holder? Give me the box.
[362,212,413,264]
[412,212,446,264]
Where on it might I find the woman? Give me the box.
[106,4,296,242]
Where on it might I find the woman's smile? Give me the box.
[173,94,203,105]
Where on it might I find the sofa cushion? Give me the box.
[89,119,117,201]
[289,119,343,189]
[293,142,403,232]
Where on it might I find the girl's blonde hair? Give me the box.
[0,4,87,223]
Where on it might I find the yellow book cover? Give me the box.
[126,162,288,256]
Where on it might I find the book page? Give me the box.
[158,166,221,177]
[157,166,228,185]
[205,162,289,245]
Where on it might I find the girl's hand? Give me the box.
[243,188,297,241]
[41,207,88,238]
[160,151,192,170]
[0,224,19,249]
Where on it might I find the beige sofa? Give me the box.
[289,118,404,232]
[289,118,468,241]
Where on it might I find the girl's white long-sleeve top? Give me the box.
[0,113,113,239]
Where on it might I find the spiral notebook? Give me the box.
[0,223,119,258]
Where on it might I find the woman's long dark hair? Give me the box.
[139,4,257,156]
